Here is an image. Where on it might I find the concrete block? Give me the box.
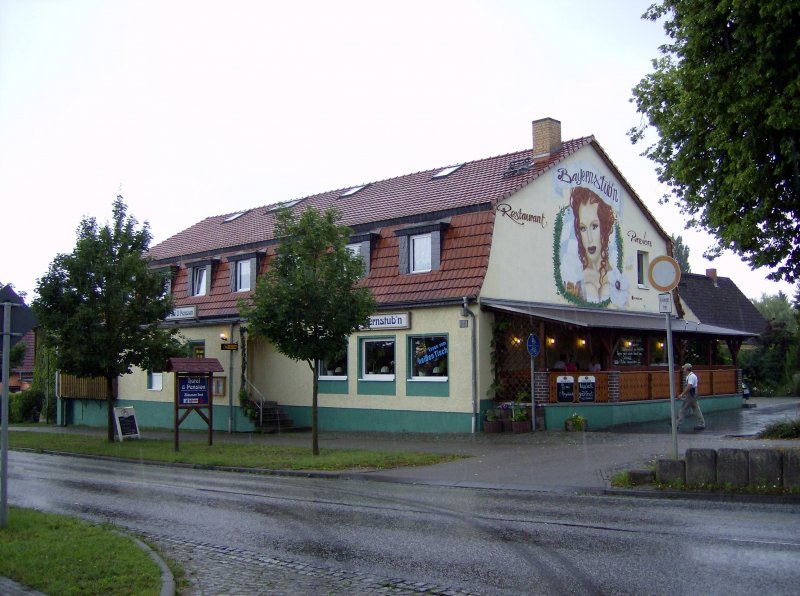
[717,448,749,487]
[656,458,685,485]
[685,448,716,486]
[783,449,800,490]
[748,449,782,488]
[628,469,655,486]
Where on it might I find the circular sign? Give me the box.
[527,333,540,357]
[648,256,681,292]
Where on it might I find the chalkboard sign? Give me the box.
[613,338,644,366]
[556,375,575,402]
[113,407,141,442]
[578,375,596,402]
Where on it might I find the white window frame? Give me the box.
[361,338,396,381]
[637,251,650,288]
[147,372,163,391]
[410,233,432,273]
[318,350,348,380]
[190,265,209,296]
[235,259,251,292]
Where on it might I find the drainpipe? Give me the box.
[462,297,478,434]
[227,322,235,433]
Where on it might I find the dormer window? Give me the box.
[347,232,377,276]
[189,265,209,296]
[396,221,449,275]
[187,259,216,297]
[410,233,432,273]
[228,253,259,293]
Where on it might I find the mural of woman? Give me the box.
[570,187,615,302]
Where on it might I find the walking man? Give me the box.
[677,362,705,430]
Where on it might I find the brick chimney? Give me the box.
[532,117,562,157]
[706,268,718,287]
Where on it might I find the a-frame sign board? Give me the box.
[166,357,224,452]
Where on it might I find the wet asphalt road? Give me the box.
[5,397,800,594]
[8,445,800,595]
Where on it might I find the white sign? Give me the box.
[166,305,197,320]
[658,292,672,314]
[648,256,681,292]
[368,313,410,330]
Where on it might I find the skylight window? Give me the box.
[223,211,247,223]
[266,199,301,213]
[432,164,463,179]
[340,184,367,198]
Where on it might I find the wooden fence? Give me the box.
[57,374,113,400]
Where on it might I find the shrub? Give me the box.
[757,417,800,439]
[9,390,43,423]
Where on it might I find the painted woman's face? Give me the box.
[578,201,601,268]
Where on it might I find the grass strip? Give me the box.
[0,507,162,596]
[8,430,467,471]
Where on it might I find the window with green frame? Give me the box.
[409,335,448,380]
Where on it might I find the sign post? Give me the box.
[0,285,37,528]
[527,334,540,431]
[167,357,224,451]
[649,257,682,459]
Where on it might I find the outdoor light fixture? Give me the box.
[510,336,522,347]
[624,340,632,348]
[220,333,228,341]
[578,338,587,347]
[547,337,555,346]
[657,341,664,349]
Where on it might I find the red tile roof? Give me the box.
[149,136,640,317]
[149,137,593,262]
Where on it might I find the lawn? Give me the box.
[7,429,467,471]
[0,507,164,596]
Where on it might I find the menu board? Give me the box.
[578,375,596,402]
[613,338,644,366]
[556,376,575,402]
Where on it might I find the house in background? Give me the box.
[1,329,35,394]
[56,117,761,433]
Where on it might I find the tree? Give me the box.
[670,234,691,273]
[240,206,376,455]
[741,291,800,394]
[629,1,800,283]
[34,196,182,440]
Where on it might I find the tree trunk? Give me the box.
[311,359,319,456]
[106,375,115,442]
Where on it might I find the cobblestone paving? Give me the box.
[146,533,481,596]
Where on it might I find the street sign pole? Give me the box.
[527,334,540,432]
[650,256,682,461]
[2,301,12,527]
[665,309,678,459]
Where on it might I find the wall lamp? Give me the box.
[220,333,228,341]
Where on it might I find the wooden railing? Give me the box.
[538,367,737,404]
[57,374,113,400]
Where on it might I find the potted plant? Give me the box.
[511,406,530,433]
[483,409,504,433]
[564,412,587,432]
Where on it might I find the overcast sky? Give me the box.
[1,0,794,302]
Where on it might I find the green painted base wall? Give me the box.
[542,395,741,430]
[283,406,472,433]
[58,394,741,434]
[57,398,255,432]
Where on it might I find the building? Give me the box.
[57,118,762,432]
